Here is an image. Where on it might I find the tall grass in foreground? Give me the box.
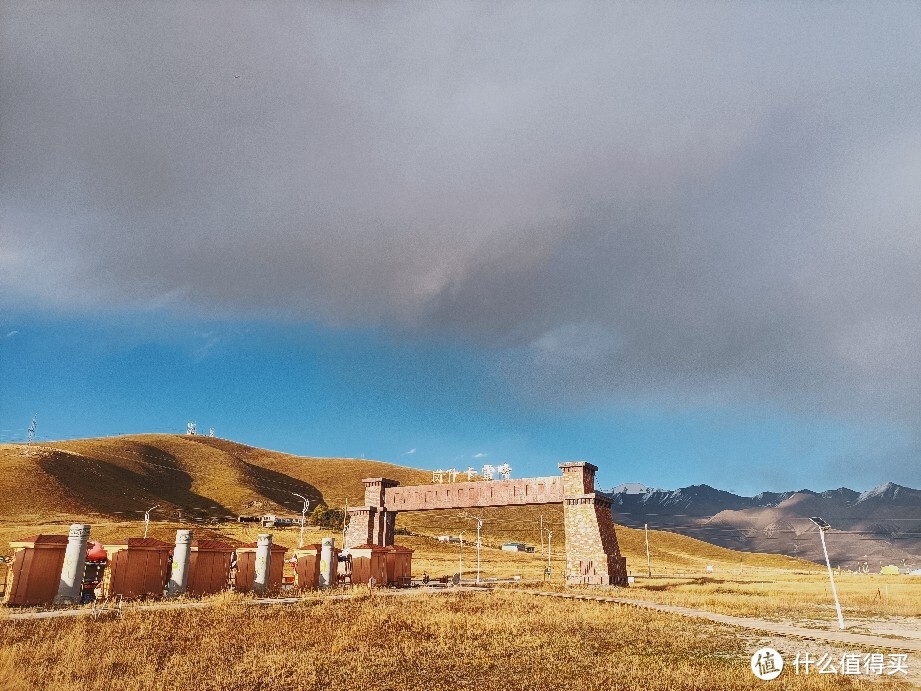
[0,591,906,691]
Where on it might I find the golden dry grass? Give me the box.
[616,522,810,572]
[0,590,903,691]
[610,573,921,620]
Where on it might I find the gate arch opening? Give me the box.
[345,462,627,586]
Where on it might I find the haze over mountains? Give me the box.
[609,482,921,567]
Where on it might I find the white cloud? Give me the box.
[472,452,487,459]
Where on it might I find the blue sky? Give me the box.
[2,3,920,494]
[1,310,915,494]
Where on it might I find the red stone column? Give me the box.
[373,509,396,547]
[346,478,401,548]
[362,478,400,508]
[345,507,375,548]
[559,462,628,586]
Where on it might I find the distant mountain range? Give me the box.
[607,482,921,568]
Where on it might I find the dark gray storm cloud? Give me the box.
[3,2,921,422]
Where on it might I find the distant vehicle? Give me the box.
[501,542,535,553]
[239,514,301,528]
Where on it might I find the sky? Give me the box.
[2,2,920,495]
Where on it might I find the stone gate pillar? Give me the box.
[345,507,374,548]
[345,478,400,548]
[559,462,628,586]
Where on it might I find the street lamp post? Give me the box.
[292,493,309,548]
[809,517,845,630]
[144,505,159,538]
[472,516,484,584]
[458,532,464,585]
[539,515,544,557]
[645,523,652,578]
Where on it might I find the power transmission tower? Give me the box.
[22,414,36,456]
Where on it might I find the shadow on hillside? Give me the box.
[183,436,254,455]
[179,434,324,515]
[38,446,234,521]
[239,462,323,515]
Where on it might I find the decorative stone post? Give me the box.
[167,529,192,597]
[319,537,334,588]
[253,533,272,594]
[55,523,90,604]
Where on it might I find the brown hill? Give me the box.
[0,434,429,523]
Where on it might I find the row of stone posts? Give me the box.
[55,524,277,604]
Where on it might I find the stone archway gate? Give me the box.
[345,462,627,585]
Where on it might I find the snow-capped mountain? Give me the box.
[608,481,921,567]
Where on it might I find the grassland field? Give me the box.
[2,589,916,691]
[1,435,919,689]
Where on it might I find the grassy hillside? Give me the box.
[0,434,429,523]
[0,434,812,573]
